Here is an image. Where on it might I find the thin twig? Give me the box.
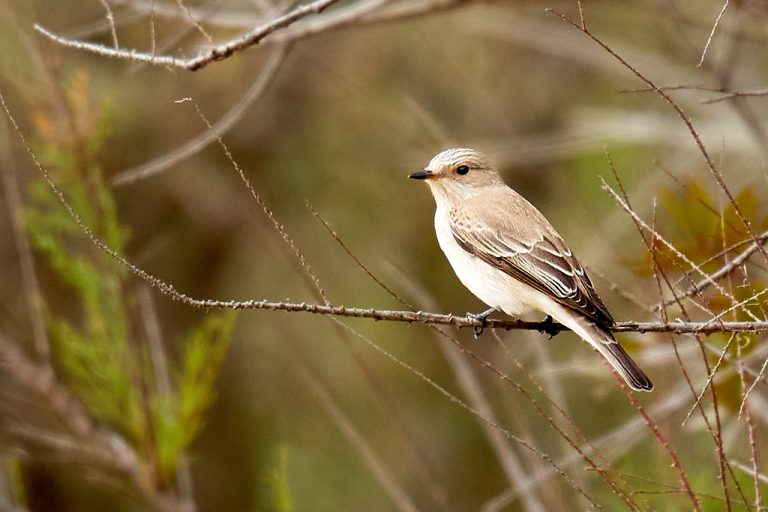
[310,205,413,308]
[703,88,768,104]
[741,346,768,412]
[149,0,157,57]
[174,0,214,43]
[551,7,768,271]
[734,339,760,506]
[111,45,290,186]
[297,364,420,512]
[698,0,729,67]
[180,97,330,304]
[329,320,601,509]
[98,0,120,49]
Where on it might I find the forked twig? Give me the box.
[660,230,768,309]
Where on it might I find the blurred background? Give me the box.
[1,0,768,510]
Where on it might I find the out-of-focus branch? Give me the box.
[0,334,186,510]
[550,7,768,271]
[34,0,342,71]
[658,230,768,310]
[34,0,480,71]
[297,365,420,512]
[111,44,291,186]
[1,137,50,362]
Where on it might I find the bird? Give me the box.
[409,148,653,391]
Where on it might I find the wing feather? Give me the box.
[449,194,614,326]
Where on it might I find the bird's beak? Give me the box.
[408,169,435,180]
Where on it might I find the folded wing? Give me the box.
[449,196,614,327]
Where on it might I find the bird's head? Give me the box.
[409,148,504,202]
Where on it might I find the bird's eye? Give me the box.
[456,165,469,175]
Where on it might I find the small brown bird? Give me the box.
[409,148,653,391]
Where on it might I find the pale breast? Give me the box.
[433,206,540,319]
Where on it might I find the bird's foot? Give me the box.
[537,315,562,339]
[467,307,498,338]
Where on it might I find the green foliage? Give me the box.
[23,71,141,438]
[22,68,236,491]
[154,311,236,484]
[264,447,294,512]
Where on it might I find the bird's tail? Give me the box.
[597,330,654,391]
[561,313,654,391]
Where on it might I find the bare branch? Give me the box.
[703,88,768,104]
[35,0,480,72]
[33,23,188,68]
[34,0,342,71]
[664,231,768,307]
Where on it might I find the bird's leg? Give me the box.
[537,315,562,339]
[466,307,498,338]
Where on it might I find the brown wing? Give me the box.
[449,192,614,327]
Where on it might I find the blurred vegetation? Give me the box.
[12,62,236,504]
[1,0,768,510]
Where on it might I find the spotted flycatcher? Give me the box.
[409,148,653,391]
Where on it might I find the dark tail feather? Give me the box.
[601,337,654,391]
[559,313,654,391]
